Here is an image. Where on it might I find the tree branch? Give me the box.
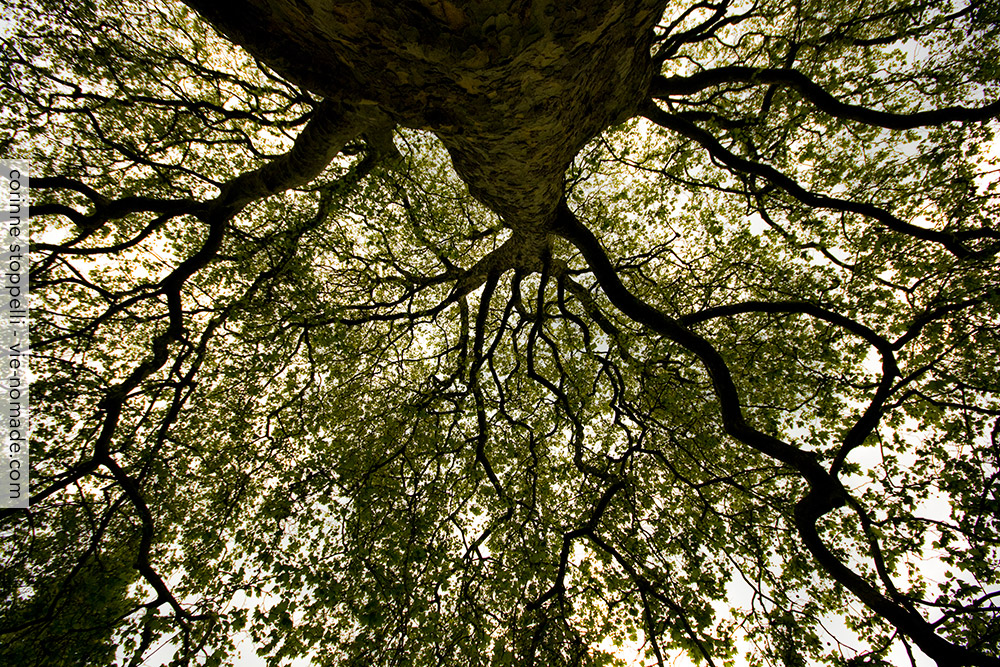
[652,68,1000,129]
[642,103,998,257]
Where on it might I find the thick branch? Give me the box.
[681,299,895,358]
[553,202,824,479]
[213,99,390,213]
[554,201,1000,667]
[643,103,989,257]
[652,68,1000,129]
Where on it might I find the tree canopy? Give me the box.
[2,0,1000,665]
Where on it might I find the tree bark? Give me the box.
[181,0,667,227]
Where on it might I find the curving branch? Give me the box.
[7,96,394,650]
[553,200,1000,667]
[680,299,907,475]
[642,103,1000,257]
[553,201,823,478]
[652,68,1000,129]
[680,299,895,357]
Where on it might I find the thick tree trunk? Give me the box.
[181,0,666,228]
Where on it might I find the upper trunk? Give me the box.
[181,0,666,228]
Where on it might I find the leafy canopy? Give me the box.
[1,0,999,666]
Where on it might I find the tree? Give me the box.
[1,0,999,665]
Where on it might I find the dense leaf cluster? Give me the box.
[1,0,998,666]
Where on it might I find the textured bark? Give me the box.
[182,0,666,228]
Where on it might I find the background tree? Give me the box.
[2,0,999,666]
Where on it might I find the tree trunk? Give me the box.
[181,0,667,228]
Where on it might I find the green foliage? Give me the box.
[2,0,999,666]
